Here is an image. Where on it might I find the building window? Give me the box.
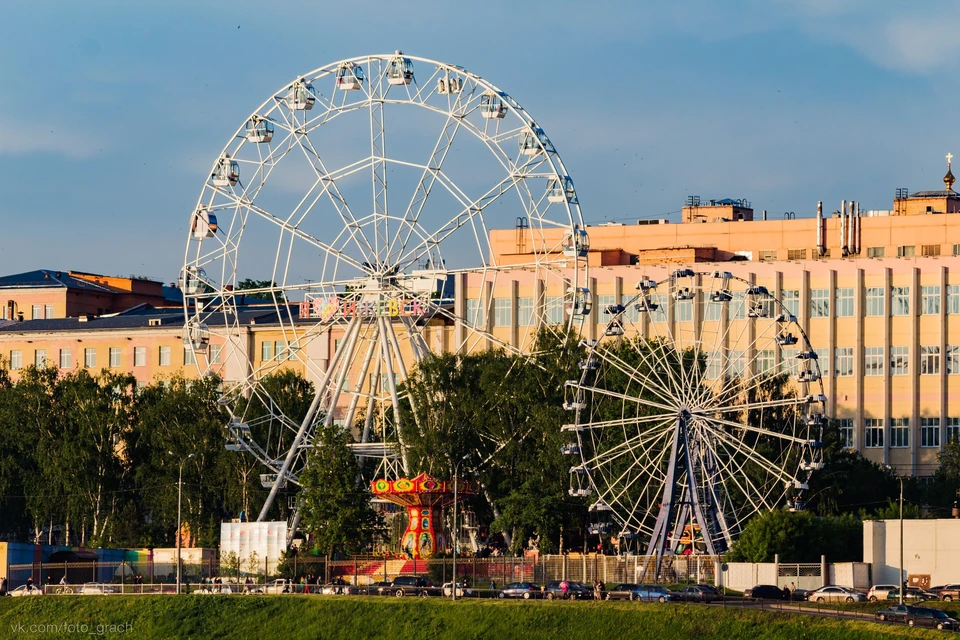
[920,345,940,375]
[727,350,745,379]
[954,244,960,256]
[31,304,42,320]
[890,346,909,376]
[109,347,122,368]
[727,292,745,321]
[787,249,806,260]
[810,289,829,318]
[59,348,71,369]
[781,290,799,317]
[864,346,885,376]
[890,286,910,316]
[922,285,941,315]
[159,346,171,367]
[948,417,960,444]
[704,351,722,379]
[703,296,723,321]
[897,245,915,258]
[759,250,777,261]
[274,341,287,361]
[84,348,96,368]
[44,304,54,319]
[544,296,564,324]
[517,298,534,326]
[209,344,222,364]
[757,350,775,376]
[34,349,46,368]
[183,346,195,366]
[867,246,885,258]
[889,418,909,448]
[466,298,485,328]
[921,417,940,448]
[597,295,616,319]
[922,244,941,257]
[676,298,692,322]
[779,349,799,376]
[949,285,960,315]
[261,341,273,361]
[837,418,854,449]
[134,346,146,367]
[9,350,22,370]
[835,288,853,317]
[948,346,960,374]
[865,419,884,448]
[835,348,853,377]
[493,298,512,327]
[865,287,884,316]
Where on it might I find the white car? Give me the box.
[262,579,293,594]
[11,585,43,597]
[442,583,472,597]
[867,584,899,602]
[806,585,865,603]
[78,583,115,595]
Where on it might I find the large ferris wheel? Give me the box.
[180,52,589,525]
[564,270,826,570]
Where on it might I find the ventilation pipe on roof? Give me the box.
[840,200,848,256]
[762,209,767,221]
[816,201,824,256]
[854,201,861,255]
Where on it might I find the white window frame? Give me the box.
[159,345,171,367]
[44,304,54,319]
[517,297,534,327]
[920,417,940,448]
[34,349,46,368]
[84,348,96,368]
[865,287,884,316]
[889,418,909,448]
[209,344,222,365]
[890,346,909,376]
[834,347,853,377]
[865,419,884,448]
[920,345,940,375]
[922,286,941,315]
[891,286,910,316]
[835,288,854,318]
[493,297,512,327]
[109,347,122,368]
[59,348,71,369]
[134,346,146,367]
[810,289,829,318]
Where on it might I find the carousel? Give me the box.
[371,473,476,559]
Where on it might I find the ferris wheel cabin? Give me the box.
[285,80,316,110]
[519,125,550,155]
[245,117,275,143]
[437,74,462,94]
[547,176,576,204]
[387,51,414,85]
[182,321,210,353]
[211,155,239,187]
[190,206,217,240]
[566,287,593,316]
[336,63,364,91]
[178,266,206,295]
[480,92,507,119]
[561,226,590,258]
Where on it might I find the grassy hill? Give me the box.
[0,596,947,639]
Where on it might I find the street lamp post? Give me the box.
[451,454,469,602]
[886,466,904,605]
[173,452,195,595]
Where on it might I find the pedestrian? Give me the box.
[594,580,601,600]
[59,574,67,586]
[0,576,7,596]
[782,584,791,601]
[599,579,606,601]
[560,579,570,599]
[490,579,496,592]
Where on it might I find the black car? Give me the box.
[743,584,787,600]
[378,576,439,598]
[543,581,591,600]
[905,607,959,630]
[498,582,541,599]
[605,583,641,601]
[876,604,913,623]
[675,585,720,603]
[352,581,392,596]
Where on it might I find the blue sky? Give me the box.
[2,0,960,283]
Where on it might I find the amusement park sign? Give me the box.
[298,295,429,321]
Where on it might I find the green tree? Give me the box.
[236,279,285,302]
[298,424,384,557]
[727,509,861,562]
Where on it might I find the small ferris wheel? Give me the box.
[563,269,826,571]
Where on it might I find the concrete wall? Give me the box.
[865,519,960,586]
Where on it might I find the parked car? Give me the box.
[867,584,899,602]
[10,585,42,597]
[675,585,720,603]
[604,583,641,601]
[876,604,914,623]
[498,582,540,599]
[350,581,392,596]
[321,581,350,595]
[543,581,592,600]
[379,576,439,598]
[886,587,933,602]
[632,585,680,603]
[441,583,474,597]
[905,607,960,630]
[77,583,116,595]
[262,579,293,594]
[806,585,866,603]
[938,584,960,601]
[743,584,787,600]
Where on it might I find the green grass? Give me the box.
[0,596,949,639]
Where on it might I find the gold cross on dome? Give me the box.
[948,152,954,167]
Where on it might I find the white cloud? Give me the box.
[0,114,102,159]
